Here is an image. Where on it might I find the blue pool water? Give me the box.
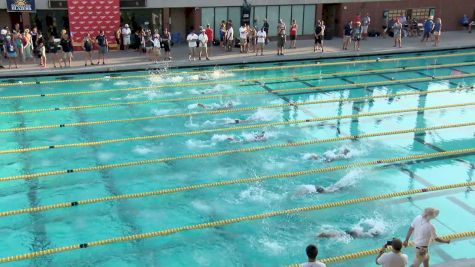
[0,48,474,266]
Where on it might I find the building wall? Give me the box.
[336,0,475,36]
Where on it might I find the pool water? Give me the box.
[0,48,474,266]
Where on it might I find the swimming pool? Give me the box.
[0,48,474,266]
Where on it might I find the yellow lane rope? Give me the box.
[1,180,473,263]
[0,85,470,131]
[1,111,474,183]
[1,102,473,155]
[0,78,472,116]
[0,129,473,218]
[287,231,475,266]
[0,63,474,100]
[1,51,474,88]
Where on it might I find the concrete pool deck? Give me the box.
[0,30,474,78]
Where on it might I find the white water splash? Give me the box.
[132,146,154,155]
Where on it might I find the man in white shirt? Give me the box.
[300,244,326,267]
[256,27,266,56]
[225,22,234,52]
[361,13,371,40]
[403,208,450,267]
[186,29,198,61]
[198,27,209,60]
[239,23,248,53]
[121,24,131,51]
[376,238,408,267]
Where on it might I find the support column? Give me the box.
[316,4,323,21]
[163,8,170,30]
[193,7,201,30]
[21,12,31,28]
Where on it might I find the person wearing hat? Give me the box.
[403,208,450,267]
[122,24,132,51]
[421,16,434,45]
[276,18,286,56]
[198,26,209,60]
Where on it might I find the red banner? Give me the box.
[67,0,120,50]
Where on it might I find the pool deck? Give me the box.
[0,30,474,78]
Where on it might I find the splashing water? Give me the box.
[132,146,154,155]
[325,169,364,192]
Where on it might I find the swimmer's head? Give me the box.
[316,186,325,193]
[342,148,350,155]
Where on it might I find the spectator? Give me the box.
[352,21,362,51]
[354,13,361,24]
[421,16,434,45]
[60,33,73,67]
[186,29,198,60]
[276,19,286,56]
[31,26,38,52]
[198,27,209,60]
[393,18,403,48]
[152,33,161,61]
[0,27,6,67]
[376,238,408,267]
[219,20,226,48]
[115,27,121,50]
[343,20,352,50]
[22,29,34,62]
[162,28,171,60]
[48,35,62,68]
[433,18,442,47]
[314,20,323,53]
[13,31,24,63]
[122,24,131,51]
[300,244,326,267]
[256,27,266,56]
[382,17,389,39]
[289,19,298,48]
[361,13,371,40]
[263,18,269,44]
[460,14,470,30]
[205,24,213,56]
[225,21,234,52]
[3,35,18,69]
[410,18,419,37]
[37,32,46,68]
[248,26,256,53]
[83,33,94,66]
[239,23,248,53]
[144,34,154,60]
[403,208,450,267]
[95,30,108,65]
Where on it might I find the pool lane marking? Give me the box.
[414,137,475,169]
[0,136,473,218]
[3,70,470,117]
[2,50,474,88]
[0,100,472,156]
[1,85,473,133]
[0,119,473,183]
[286,231,475,266]
[399,167,475,216]
[1,181,474,264]
[1,62,474,100]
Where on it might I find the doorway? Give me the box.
[322,4,340,39]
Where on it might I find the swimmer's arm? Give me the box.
[434,237,450,244]
[403,227,414,247]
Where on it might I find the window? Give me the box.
[408,8,431,20]
[386,9,406,20]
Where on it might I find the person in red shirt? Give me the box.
[354,13,361,24]
[289,19,298,48]
[205,24,214,56]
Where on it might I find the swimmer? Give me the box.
[294,185,327,196]
[196,101,234,110]
[254,131,266,141]
[323,147,352,162]
[317,229,381,239]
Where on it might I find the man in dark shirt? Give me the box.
[263,18,269,44]
[314,21,323,52]
[96,30,108,65]
[60,34,73,67]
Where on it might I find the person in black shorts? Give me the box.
[314,20,323,52]
[162,27,172,60]
[83,33,94,66]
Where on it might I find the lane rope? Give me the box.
[0,64,474,100]
[0,131,473,218]
[1,50,474,88]
[1,91,474,134]
[1,180,473,263]
[0,113,473,182]
[1,102,473,155]
[287,231,475,266]
[0,80,472,116]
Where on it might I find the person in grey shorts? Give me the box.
[276,19,286,56]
